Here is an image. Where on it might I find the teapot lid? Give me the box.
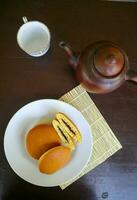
[94,45,125,77]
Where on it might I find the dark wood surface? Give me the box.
[0,1,137,199]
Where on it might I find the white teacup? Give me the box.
[17,17,51,57]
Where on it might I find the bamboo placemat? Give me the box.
[59,85,122,189]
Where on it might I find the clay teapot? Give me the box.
[59,41,137,94]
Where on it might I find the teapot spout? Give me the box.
[59,41,79,69]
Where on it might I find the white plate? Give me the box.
[4,99,93,187]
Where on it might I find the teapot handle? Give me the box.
[125,70,137,82]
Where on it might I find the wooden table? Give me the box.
[0,1,137,199]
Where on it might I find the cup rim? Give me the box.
[17,20,51,56]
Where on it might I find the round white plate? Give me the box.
[4,99,93,187]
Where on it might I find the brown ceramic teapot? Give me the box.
[59,41,137,94]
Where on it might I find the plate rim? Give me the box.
[4,99,93,187]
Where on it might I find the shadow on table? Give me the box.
[2,176,97,200]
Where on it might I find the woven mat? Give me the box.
[59,85,122,190]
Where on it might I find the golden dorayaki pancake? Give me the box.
[52,119,75,151]
[56,113,82,143]
[38,146,71,174]
[26,124,61,160]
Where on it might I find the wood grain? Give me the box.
[0,1,137,200]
